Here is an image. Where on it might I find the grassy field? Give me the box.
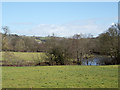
[1,52,94,62]
[2,65,118,88]
[2,52,46,61]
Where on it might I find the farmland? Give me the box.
[1,2,119,89]
[2,65,118,88]
[2,52,45,61]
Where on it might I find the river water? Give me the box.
[81,55,113,66]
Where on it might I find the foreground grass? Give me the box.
[2,65,118,88]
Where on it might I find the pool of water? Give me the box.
[81,55,112,66]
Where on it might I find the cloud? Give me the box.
[12,19,111,37]
[22,20,107,37]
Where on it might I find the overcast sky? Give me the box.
[2,2,118,37]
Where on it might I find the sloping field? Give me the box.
[2,65,118,88]
[2,52,45,61]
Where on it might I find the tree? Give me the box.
[23,37,38,52]
[2,26,10,36]
[15,39,26,52]
[72,34,82,64]
[72,33,93,65]
[2,26,12,51]
[45,35,73,65]
[98,23,119,64]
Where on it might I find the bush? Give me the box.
[46,46,68,65]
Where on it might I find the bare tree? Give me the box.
[98,23,119,64]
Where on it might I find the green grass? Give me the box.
[38,37,50,40]
[2,52,46,61]
[2,65,118,88]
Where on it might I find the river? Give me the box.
[81,55,113,65]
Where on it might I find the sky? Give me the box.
[2,2,118,37]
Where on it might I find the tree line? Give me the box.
[1,23,120,65]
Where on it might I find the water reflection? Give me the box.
[82,55,113,66]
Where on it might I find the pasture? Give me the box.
[2,65,118,88]
[2,52,45,61]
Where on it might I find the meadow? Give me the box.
[2,52,45,61]
[2,65,118,88]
